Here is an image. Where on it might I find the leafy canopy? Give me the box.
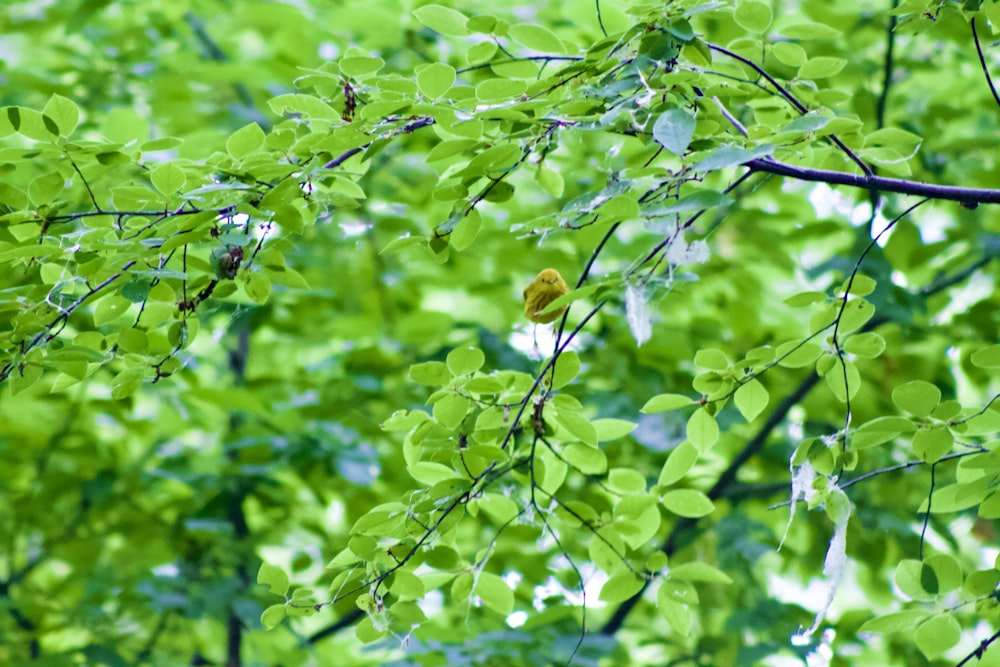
[1,0,1000,666]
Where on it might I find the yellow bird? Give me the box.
[523,268,570,324]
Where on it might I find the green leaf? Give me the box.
[477,493,520,525]
[258,563,290,596]
[840,274,877,297]
[734,379,768,422]
[979,491,1000,519]
[121,279,151,303]
[864,128,922,154]
[964,569,1000,596]
[413,5,471,37]
[28,172,65,206]
[911,426,953,463]
[389,571,425,599]
[12,107,58,140]
[464,376,504,394]
[775,341,823,367]
[669,561,733,584]
[971,344,1000,369]
[243,271,271,304]
[852,416,916,449]
[475,78,527,101]
[151,163,186,195]
[339,56,384,77]
[355,615,385,643]
[642,393,695,413]
[837,298,875,334]
[895,559,936,602]
[607,468,646,495]
[686,409,719,452]
[42,94,79,136]
[416,63,456,99]
[799,56,847,79]
[915,613,961,659]
[408,461,463,486]
[661,489,715,518]
[599,572,644,602]
[592,418,637,442]
[433,393,468,430]
[692,144,772,173]
[734,0,772,33]
[925,554,962,594]
[537,165,564,197]
[475,572,514,615]
[467,41,498,64]
[694,348,729,371]
[892,380,941,418]
[780,22,842,40]
[656,590,692,636]
[822,358,860,402]
[844,332,886,358]
[652,109,696,156]
[267,94,340,120]
[659,442,698,487]
[427,138,479,162]
[557,410,598,446]
[380,409,429,432]
[651,189,732,214]
[563,443,607,474]
[409,361,450,386]
[547,351,581,389]
[227,122,266,159]
[117,327,148,354]
[447,346,485,375]
[779,114,830,134]
[772,42,808,66]
[260,604,287,629]
[508,24,567,54]
[859,610,930,634]
[110,369,144,400]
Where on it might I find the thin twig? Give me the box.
[629,169,756,276]
[323,116,435,169]
[456,55,584,74]
[834,199,929,446]
[707,42,874,177]
[918,463,936,560]
[972,18,1000,111]
[712,96,748,137]
[875,1,899,129]
[600,371,822,635]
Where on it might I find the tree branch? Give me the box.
[746,157,1000,205]
[307,609,365,645]
[600,372,822,635]
[707,42,873,177]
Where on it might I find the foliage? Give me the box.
[1,0,1000,665]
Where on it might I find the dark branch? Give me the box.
[707,42,873,177]
[875,2,899,129]
[746,157,1000,205]
[957,628,1000,666]
[971,18,1000,112]
[307,609,365,645]
[323,116,435,169]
